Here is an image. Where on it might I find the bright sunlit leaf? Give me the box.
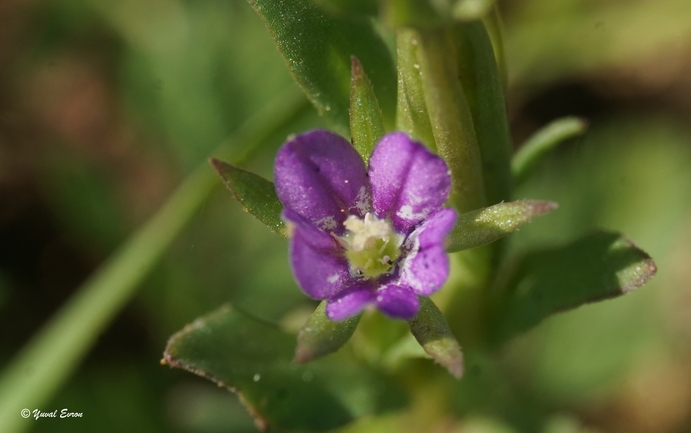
[249,0,396,133]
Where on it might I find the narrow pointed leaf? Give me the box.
[493,231,657,343]
[447,200,558,253]
[210,158,286,237]
[453,0,497,21]
[454,21,513,205]
[249,0,396,133]
[395,28,436,151]
[417,28,486,213]
[482,6,508,91]
[350,56,385,162]
[512,117,588,186]
[408,297,464,378]
[163,305,406,432]
[295,301,361,363]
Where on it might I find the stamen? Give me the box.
[340,213,402,279]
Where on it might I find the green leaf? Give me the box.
[249,0,396,133]
[453,0,497,21]
[295,301,361,363]
[210,158,286,237]
[454,21,513,205]
[395,28,436,151]
[416,27,486,213]
[379,0,449,27]
[482,6,508,91]
[313,0,378,17]
[408,297,464,378]
[350,56,386,162]
[492,231,657,343]
[447,200,558,253]
[164,305,407,431]
[512,116,588,186]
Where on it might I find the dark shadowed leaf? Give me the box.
[454,21,513,205]
[295,301,361,363]
[248,0,396,133]
[163,305,407,431]
[447,200,558,253]
[210,158,286,237]
[350,56,385,162]
[409,297,464,378]
[492,231,657,343]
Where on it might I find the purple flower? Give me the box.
[275,130,456,321]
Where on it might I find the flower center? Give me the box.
[340,213,402,279]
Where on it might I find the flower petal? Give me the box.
[414,207,457,249]
[326,285,374,321]
[287,210,350,300]
[375,285,420,320]
[275,130,370,233]
[400,209,456,296]
[369,132,451,234]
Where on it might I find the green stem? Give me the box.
[0,87,306,433]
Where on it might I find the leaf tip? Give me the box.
[574,116,589,131]
[528,200,559,216]
[209,157,229,176]
[409,298,465,379]
[351,55,363,79]
[448,357,464,379]
[293,344,313,364]
[423,340,465,379]
[294,328,317,364]
[622,255,657,293]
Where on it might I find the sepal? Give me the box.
[295,301,361,363]
[211,158,286,237]
[447,200,558,252]
[408,297,464,378]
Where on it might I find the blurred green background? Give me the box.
[1,0,690,432]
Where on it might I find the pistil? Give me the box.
[340,213,402,279]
